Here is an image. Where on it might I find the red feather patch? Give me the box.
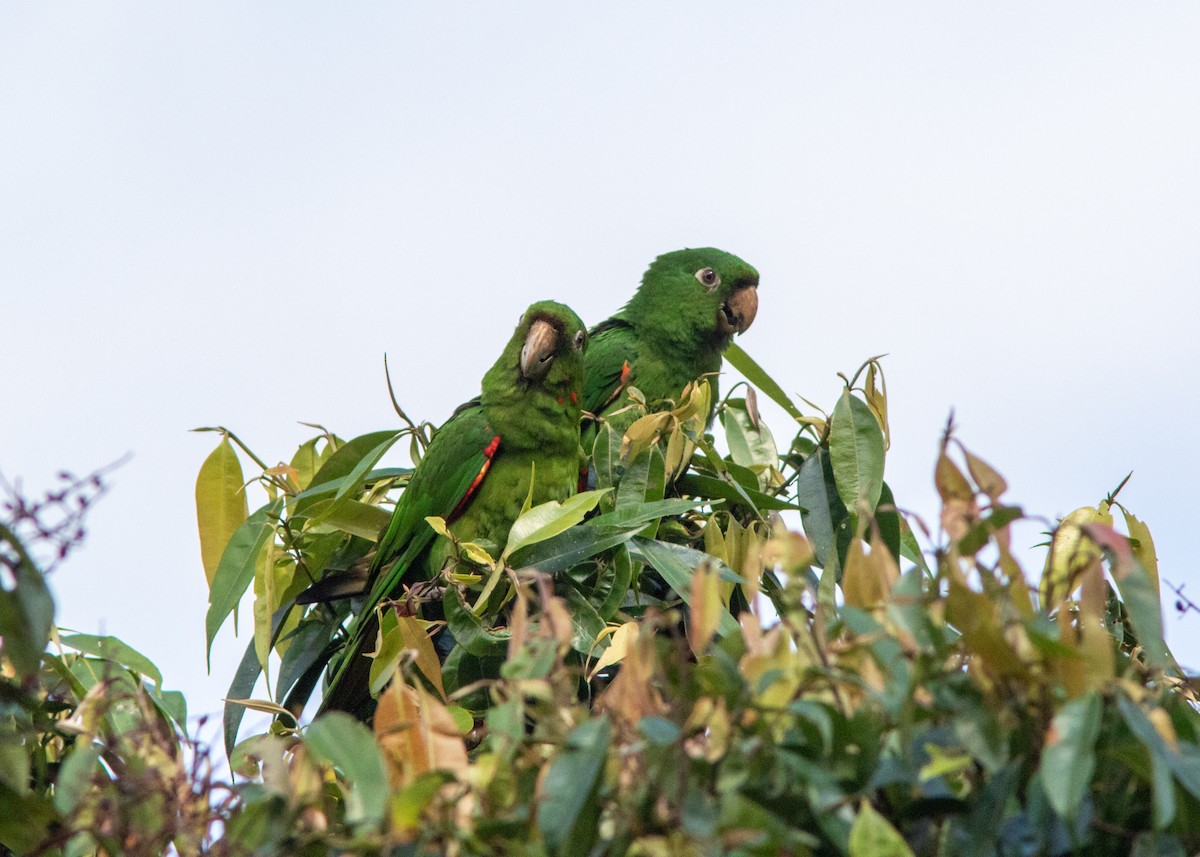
[448,435,501,523]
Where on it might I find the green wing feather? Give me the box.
[320,402,499,716]
[582,318,636,418]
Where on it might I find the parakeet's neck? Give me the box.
[481,368,582,452]
[616,303,729,376]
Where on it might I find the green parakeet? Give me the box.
[317,300,588,719]
[582,248,759,443]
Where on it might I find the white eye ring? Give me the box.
[695,267,720,290]
[573,330,585,350]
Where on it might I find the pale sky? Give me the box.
[3,5,1199,720]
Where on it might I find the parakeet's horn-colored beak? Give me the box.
[718,285,759,335]
[520,319,559,380]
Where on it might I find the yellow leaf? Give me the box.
[1041,504,1113,607]
[252,540,276,681]
[588,622,638,680]
[849,799,915,857]
[1122,508,1160,598]
[195,437,248,586]
[946,572,1028,679]
[689,561,722,654]
[963,448,1007,501]
[424,516,451,538]
[396,615,447,702]
[620,411,672,461]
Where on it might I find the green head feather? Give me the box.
[482,300,588,450]
[620,248,760,361]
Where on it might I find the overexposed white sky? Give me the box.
[3,5,1198,719]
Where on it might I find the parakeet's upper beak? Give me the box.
[717,285,759,336]
[520,319,559,380]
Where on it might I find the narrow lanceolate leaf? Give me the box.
[724,342,806,422]
[195,437,248,586]
[1039,693,1101,821]
[829,390,885,514]
[305,713,389,830]
[205,500,282,669]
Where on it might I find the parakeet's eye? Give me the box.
[695,267,720,290]
[573,330,586,350]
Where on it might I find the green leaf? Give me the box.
[0,784,56,855]
[223,601,298,757]
[724,343,806,422]
[204,499,282,669]
[444,588,510,657]
[676,473,798,512]
[588,498,704,530]
[54,742,102,815]
[560,578,609,654]
[796,446,846,579]
[60,633,163,690]
[830,390,885,513]
[331,432,405,504]
[848,799,915,857]
[276,617,336,701]
[1039,693,1101,821]
[0,524,55,678]
[502,489,610,560]
[631,537,739,637]
[509,524,640,574]
[292,430,400,515]
[306,498,392,539]
[615,444,666,512]
[195,436,248,586]
[305,713,389,830]
[538,716,611,856]
[722,397,780,479]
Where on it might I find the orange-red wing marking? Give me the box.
[447,435,501,523]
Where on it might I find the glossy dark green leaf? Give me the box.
[560,578,608,654]
[631,537,739,636]
[676,473,797,511]
[876,481,901,563]
[796,447,845,579]
[444,588,509,657]
[829,390,885,514]
[292,430,401,516]
[509,524,640,574]
[275,616,336,701]
[615,444,666,512]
